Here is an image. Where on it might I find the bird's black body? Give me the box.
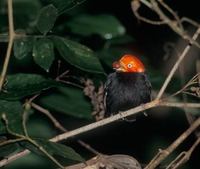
[104,72,151,116]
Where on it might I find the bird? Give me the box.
[104,54,151,117]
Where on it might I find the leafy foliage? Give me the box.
[0,100,23,133]
[48,0,86,14]
[36,139,84,162]
[36,4,58,35]
[39,87,92,119]
[66,14,126,39]
[22,138,84,162]
[14,37,34,59]
[33,38,55,71]
[53,36,104,73]
[0,143,20,158]
[0,74,58,100]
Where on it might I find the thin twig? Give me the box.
[144,117,200,169]
[157,0,183,30]
[58,80,84,89]
[1,113,65,169]
[156,28,200,99]
[169,73,200,98]
[0,150,30,166]
[27,138,65,169]
[134,0,200,48]
[22,102,31,137]
[31,102,100,155]
[166,137,200,169]
[55,70,70,81]
[0,0,15,90]
[181,17,200,28]
[0,138,25,147]
[31,102,66,132]
[131,0,166,25]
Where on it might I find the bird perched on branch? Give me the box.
[104,54,151,117]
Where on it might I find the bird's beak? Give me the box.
[112,61,126,72]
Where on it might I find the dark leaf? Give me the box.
[0,143,20,158]
[14,37,34,59]
[66,14,126,39]
[12,0,42,29]
[39,87,92,119]
[36,4,58,35]
[53,36,104,73]
[49,0,86,14]
[13,0,42,19]
[106,35,135,45]
[0,74,58,100]
[0,100,23,134]
[24,138,84,162]
[27,116,57,139]
[33,38,55,72]
[36,139,84,162]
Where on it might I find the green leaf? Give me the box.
[39,87,92,119]
[27,117,57,139]
[36,139,84,162]
[33,38,55,72]
[13,0,42,19]
[13,0,42,29]
[14,37,34,59]
[36,4,58,35]
[22,138,84,162]
[0,143,20,158]
[53,36,104,73]
[0,100,23,134]
[0,74,58,100]
[106,35,135,45]
[49,0,86,14]
[66,14,126,39]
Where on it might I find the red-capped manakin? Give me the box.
[104,54,151,117]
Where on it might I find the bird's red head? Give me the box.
[112,54,145,73]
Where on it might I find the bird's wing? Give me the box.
[103,73,115,115]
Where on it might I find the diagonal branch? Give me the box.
[1,99,200,167]
[166,137,200,169]
[31,102,99,155]
[156,28,200,99]
[144,117,200,169]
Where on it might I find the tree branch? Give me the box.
[166,137,200,169]
[1,99,200,167]
[31,102,100,155]
[156,28,200,99]
[144,117,200,169]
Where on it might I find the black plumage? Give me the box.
[104,72,151,117]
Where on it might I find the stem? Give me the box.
[27,138,65,169]
[31,102,100,155]
[0,138,25,147]
[22,102,30,137]
[144,117,200,169]
[0,0,15,90]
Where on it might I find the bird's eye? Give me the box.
[127,63,132,68]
